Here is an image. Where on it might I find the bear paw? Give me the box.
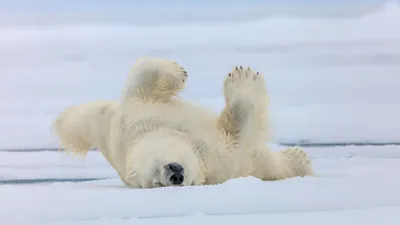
[136,57,188,83]
[122,57,188,102]
[223,66,267,107]
[281,147,314,177]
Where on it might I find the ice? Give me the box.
[1,145,400,224]
[0,151,116,180]
[1,1,400,150]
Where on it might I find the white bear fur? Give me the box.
[52,57,314,188]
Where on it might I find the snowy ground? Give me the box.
[1,1,400,225]
[1,145,400,224]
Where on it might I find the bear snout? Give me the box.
[166,162,184,185]
[169,173,184,185]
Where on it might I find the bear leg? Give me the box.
[251,146,314,181]
[217,66,269,149]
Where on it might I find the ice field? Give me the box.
[1,145,400,225]
[1,1,400,224]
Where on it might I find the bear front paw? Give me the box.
[161,59,188,83]
[122,57,188,102]
[137,57,188,83]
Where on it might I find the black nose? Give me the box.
[170,173,184,185]
[167,162,184,173]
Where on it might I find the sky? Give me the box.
[0,0,388,26]
[0,0,384,12]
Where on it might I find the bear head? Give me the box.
[124,130,205,188]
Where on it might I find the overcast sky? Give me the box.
[0,0,383,12]
[0,0,387,26]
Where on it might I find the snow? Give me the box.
[1,145,400,224]
[1,1,400,224]
[1,1,400,150]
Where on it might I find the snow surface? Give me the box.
[1,144,400,225]
[1,1,400,149]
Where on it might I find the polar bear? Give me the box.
[52,57,314,188]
